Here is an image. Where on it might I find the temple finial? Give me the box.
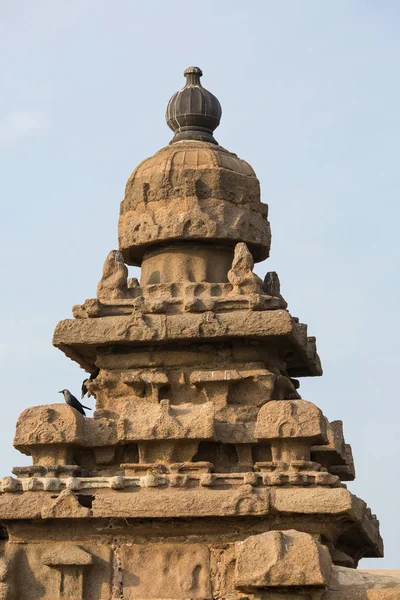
[183,66,203,84]
[166,66,222,144]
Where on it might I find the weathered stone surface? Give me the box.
[0,484,381,552]
[14,404,85,451]
[55,309,292,344]
[0,492,43,519]
[331,567,400,591]
[271,487,358,516]
[235,530,331,590]
[75,278,287,317]
[118,400,214,441]
[141,242,235,285]
[43,544,93,566]
[118,543,212,599]
[91,485,270,518]
[271,488,383,560]
[0,471,342,495]
[41,489,91,519]
[85,416,118,447]
[330,443,356,481]
[255,400,327,443]
[264,271,281,296]
[118,141,271,265]
[322,567,400,599]
[255,400,328,463]
[97,249,130,301]
[228,243,264,295]
[311,421,355,481]
[324,589,400,600]
[4,542,112,600]
[313,420,345,461]
[53,310,322,377]
[190,367,275,416]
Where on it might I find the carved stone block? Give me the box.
[234,530,332,591]
[312,421,355,481]
[255,400,327,462]
[14,405,85,450]
[190,368,274,414]
[117,400,214,442]
[43,545,92,600]
[14,405,86,466]
[118,543,212,599]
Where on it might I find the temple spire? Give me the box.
[166,66,222,144]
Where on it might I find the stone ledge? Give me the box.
[53,310,322,377]
[0,485,382,558]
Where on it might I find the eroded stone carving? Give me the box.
[41,489,91,519]
[234,530,332,590]
[14,404,85,449]
[255,400,328,464]
[228,242,264,295]
[97,250,130,301]
[118,399,214,442]
[118,543,211,599]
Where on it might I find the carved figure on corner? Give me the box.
[97,250,129,301]
[228,243,264,295]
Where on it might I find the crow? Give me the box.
[81,368,100,399]
[59,389,92,417]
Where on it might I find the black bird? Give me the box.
[81,368,100,399]
[59,389,92,417]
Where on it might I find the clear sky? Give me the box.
[1,1,399,568]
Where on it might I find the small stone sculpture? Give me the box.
[97,249,129,301]
[228,242,264,295]
[264,270,280,296]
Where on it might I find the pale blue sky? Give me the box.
[1,1,399,568]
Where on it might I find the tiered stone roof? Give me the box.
[0,67,396,600]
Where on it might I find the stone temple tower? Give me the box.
[1,67,398,599]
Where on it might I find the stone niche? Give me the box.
[2,541,111,600]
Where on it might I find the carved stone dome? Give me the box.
[118,140,271,265]
[118,67,271,266]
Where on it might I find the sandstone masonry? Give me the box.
[1,66,398,600]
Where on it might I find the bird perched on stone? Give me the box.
[58,389,92,417]
[81,368,100,399]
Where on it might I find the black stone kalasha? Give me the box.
[166,67,222,145]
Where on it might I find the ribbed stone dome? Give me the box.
[166,67,222,144]
[118,140,271,266]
